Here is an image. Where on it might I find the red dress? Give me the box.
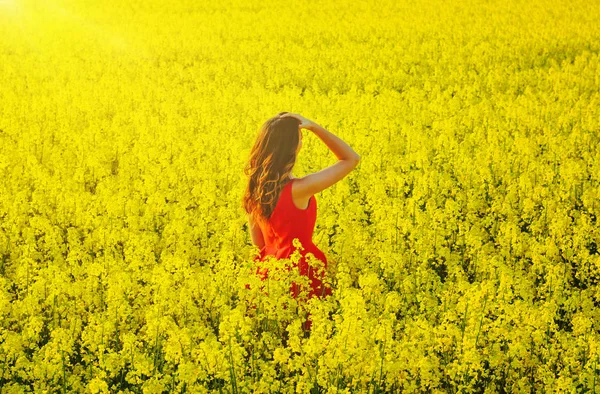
[245,178,332,330]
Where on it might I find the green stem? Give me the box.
[461,301,469,353]
[475,294,488,348]
[228,336,237,394]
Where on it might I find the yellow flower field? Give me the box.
[1,0,599,392]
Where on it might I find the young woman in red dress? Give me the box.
[242,112,361,332]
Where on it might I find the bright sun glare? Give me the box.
[0,0,21,16]
[0,0,17,7]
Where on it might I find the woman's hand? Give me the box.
[279,112,316,130]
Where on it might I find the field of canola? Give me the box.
[1,0,600,392]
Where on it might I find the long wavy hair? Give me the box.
[242,112,301,228]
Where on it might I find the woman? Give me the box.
[242,112,360,331]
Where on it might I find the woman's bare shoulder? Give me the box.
[288,177,311,210]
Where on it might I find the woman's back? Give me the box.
[255,177,330,299]
[259,178,316,254]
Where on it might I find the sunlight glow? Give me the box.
[0,0,21,15]
[0,2,28,37]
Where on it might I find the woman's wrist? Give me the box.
[307,122,320,132]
